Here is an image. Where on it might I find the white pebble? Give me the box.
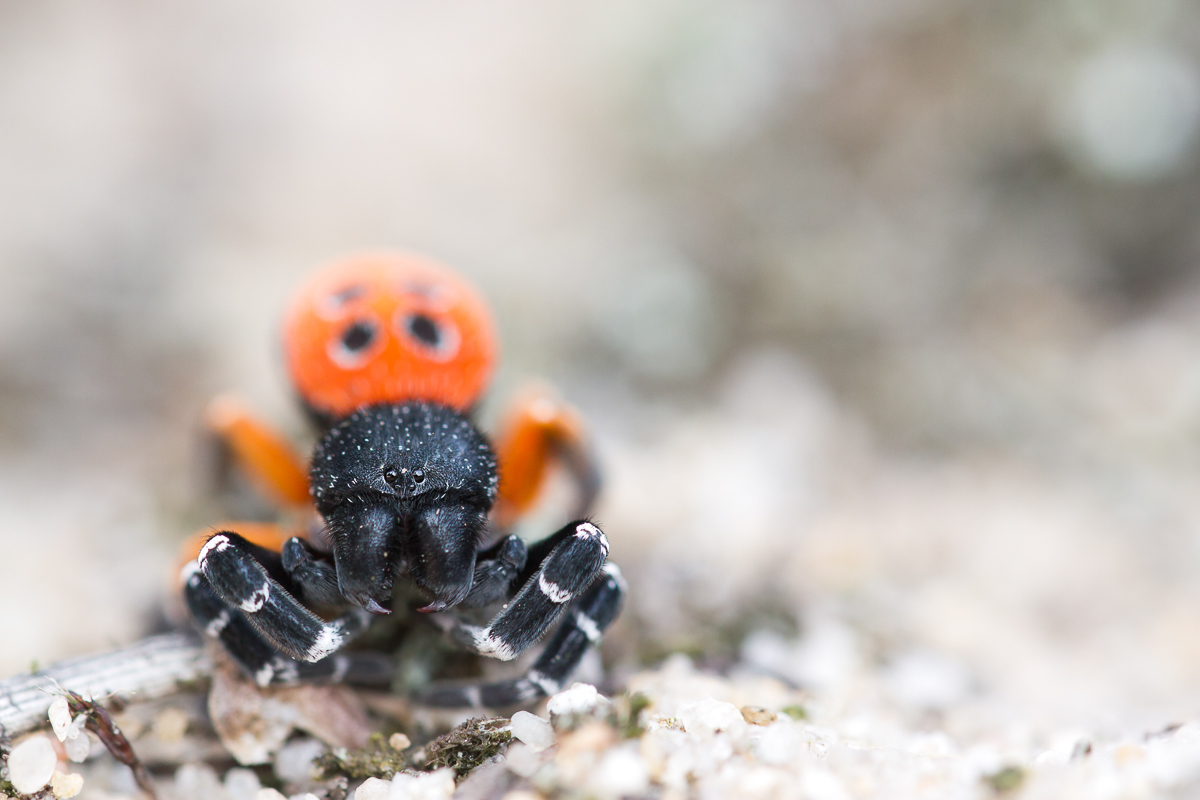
[678,700,746,738]
[1068,45,1200,180]
[63,732,90,763]
[388,733,412,751]
[273,737,327,784]
[389,768,455,800]
[509,711,556,753]
[8,736,59,795]
[503,742,548,778]
[255,790,287,800]
[152,707,191,742]
[50,771,84,799]
[353,777,392,800]
[224,767,262,800]
[47,696,88,761]
[752,722,805,766]
[47,698,72,740]
[883,650,970,711]
[587,744,649,797]
[802,768,851,800]
[173,763,226,800]
[288,794,321,800]
[547,683,602,717]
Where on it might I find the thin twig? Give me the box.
[0,633,210,736]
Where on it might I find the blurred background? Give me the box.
[5,0,1200,748]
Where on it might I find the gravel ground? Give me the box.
[6,2,1200,799]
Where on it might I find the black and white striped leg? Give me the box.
[199,532,371,663]
[182,560,392,686]
[418,563,626,707]
[445,520,610,661]
[183,560,278,680]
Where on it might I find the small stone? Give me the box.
[288,794,321,800]
[504,743,548,779]
[47,698,72,740]
[678,700,745,737]
[274,737,327,784]
[548,684,611,732]
[8,736,59,795]
[388,733,412,751]
[352,777,392,800]
[388,767,455,800]
[740,706,777,726]
[255,790,288,800]
[152,707,191,743]
[63,732,90,763]
[174,763,225,800]
[1115,744,1145,765]
[509,711,555,753]
[224,767,262,800]
[548,683,601,715]
[752,722,805,766]
[48,696,88,760]
[50,771,83,799]
[802,767,852,800]
[587,744,649,797]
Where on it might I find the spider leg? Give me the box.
[280,536,344,608]
[203,394,311,510]
[418,563,625,707]
[182,559,278,680]
[492,385,600,529]
[460,534,527,609]
[181,558,392,687]
[198,532,372,663]
[438,519,610,661]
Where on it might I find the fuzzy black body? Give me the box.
[188,400,624,706]
[310,403,499,614]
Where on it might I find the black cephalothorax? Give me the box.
[312,403,498,615]
[184,401,624,706]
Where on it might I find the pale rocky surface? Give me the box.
[4,2,1200,800]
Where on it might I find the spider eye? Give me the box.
[412,468,425,484]
[384,468,400,487]
[341,321,376,352]
[407,314,441,347]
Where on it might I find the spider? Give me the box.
[179,252,624,707]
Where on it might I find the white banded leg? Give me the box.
[199,532,370,663]
[444,521,609,661]
[419,563,626,707]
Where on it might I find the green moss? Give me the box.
[0,736,14,796]
[424,718,513,778]
[781,704,808,721]
[617,692,652,739]
[983,766,1025,793]
[314,733,411,781]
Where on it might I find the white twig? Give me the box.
[0,633,210,736]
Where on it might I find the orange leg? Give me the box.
[204,393,312,510]
[492,384,601,529]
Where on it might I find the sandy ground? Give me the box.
[5,1,1200,798]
